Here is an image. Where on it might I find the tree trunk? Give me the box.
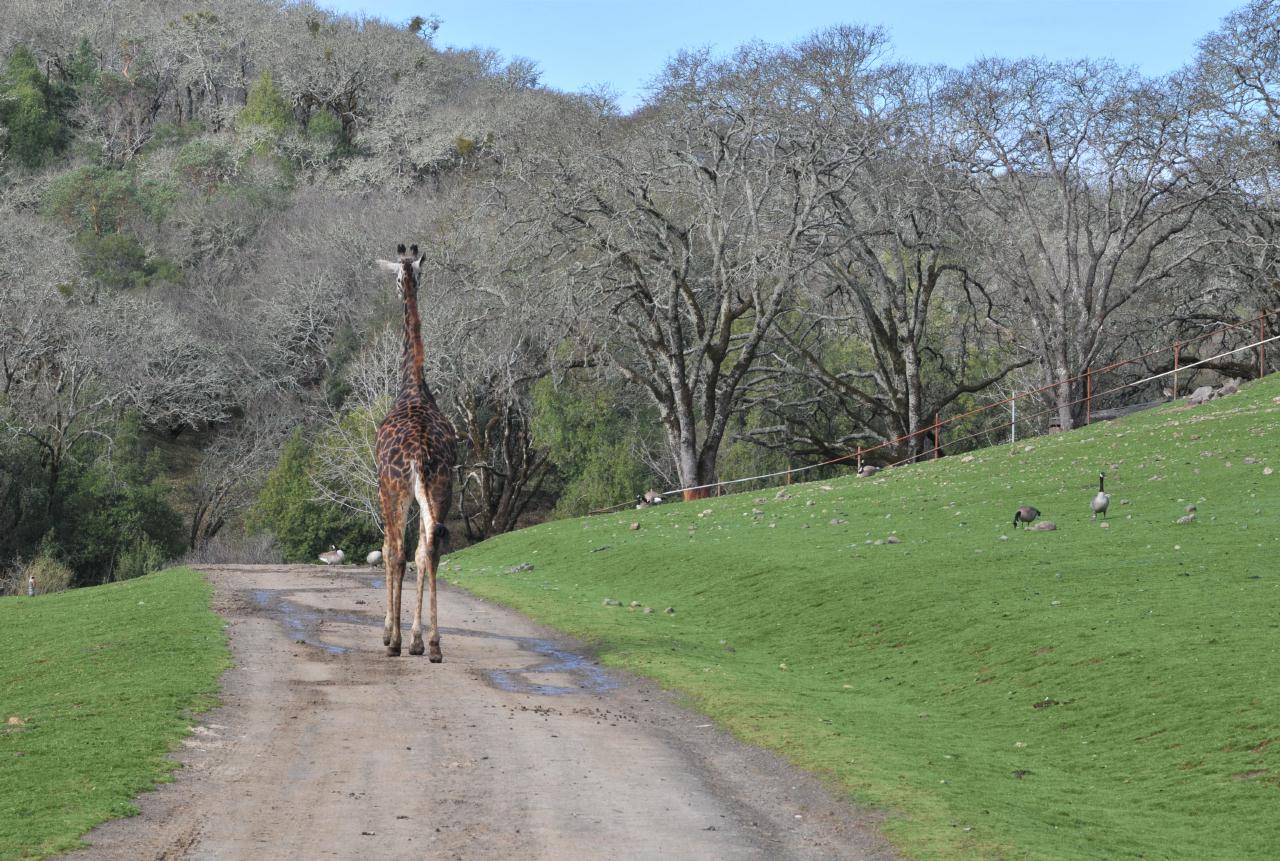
[1054,379,1075,431]
[676,440,701,498]
[45,455,61,519]
[904,342,925,460]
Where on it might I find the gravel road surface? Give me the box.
[61,565,899,861]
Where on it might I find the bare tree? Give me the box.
[1188,0,1280,365]
[751,56,1032,461]
[947,58,1216,428]
[0,209,95,513]
[418,194,557,538]
[189,405,294,548]
[310,328,395,528]
[519,35,883,497]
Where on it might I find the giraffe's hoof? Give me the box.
[409,639,425,656]
[382,632,391,646]
[386,644,401,657]
[429,644,442,663]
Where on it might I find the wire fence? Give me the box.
[592,309,1279,513]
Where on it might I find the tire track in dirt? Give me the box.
[59,565,900,860]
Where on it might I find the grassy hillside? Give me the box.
[0,568,229,859]
[447,376,1280,860]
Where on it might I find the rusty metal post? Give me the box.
[856,445,862,472]
[933,413,941,459]
[1261,315,1267,378]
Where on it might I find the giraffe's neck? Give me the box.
[399,278,430,397]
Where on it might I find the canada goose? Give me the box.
[1013,506,1041,528]
[857,464,880,478]
[635,489,665,509]
[318,545,345,565]
[367,550,383,566]
[1091,473,1110,520]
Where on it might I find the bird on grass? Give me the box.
[1013,506,1041,528]
[318,545,345,565]
[635,490,665,509]
[1177,504,1197,525]
[1092,472,1111,521]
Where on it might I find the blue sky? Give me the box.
[324,1,1244,111]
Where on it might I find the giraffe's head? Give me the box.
[377,243,425,300]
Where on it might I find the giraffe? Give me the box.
[375,243,457,659]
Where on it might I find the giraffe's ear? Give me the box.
[377,259,399,274]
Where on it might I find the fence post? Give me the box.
[856,445,862,472]
[1172,342,1180,399]
[1261,315,1267,378]
[1085,367,1092,425]
[933,413,941,459]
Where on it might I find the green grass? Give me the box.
[0,568,229,859]
[447,377,1280,860]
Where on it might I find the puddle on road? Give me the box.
[247,578,618,696]
[250,589,350,655]
[474,634,618,696]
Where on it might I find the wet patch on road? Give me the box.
[249,589,351,655]
[448,629,619,696]
[245,578,619,696]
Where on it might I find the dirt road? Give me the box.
[63,565,899,860]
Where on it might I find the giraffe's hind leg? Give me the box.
[380,479,411,656]
[410,466,437,658]
[409,513,430,657]
[426,471,452,663]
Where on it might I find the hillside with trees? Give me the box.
[2,0,1278,589]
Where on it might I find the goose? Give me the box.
[366,550,383,566]
[1013,506,1041,528]
[318,545,345,565]
[635,489,665,509]
[857,464,880,478]
[1091,473,1110,520]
